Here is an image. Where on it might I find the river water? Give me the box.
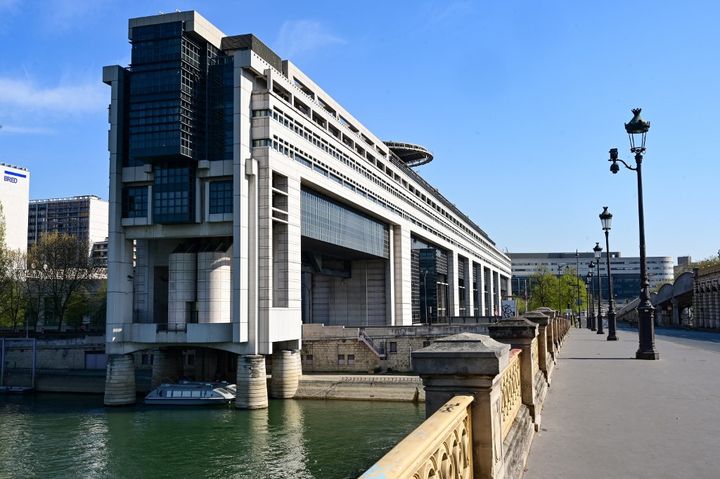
[0,394,423,479]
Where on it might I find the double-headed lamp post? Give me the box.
[593,242,604,335]
[608,108,659,360]
[587,265,596,331]
[600,207,618,341]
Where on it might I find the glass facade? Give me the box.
[153,166,194,223]
[122,186,148,218]
[209,180,233,214]
[301,188,388,258]
[127,21,225,166]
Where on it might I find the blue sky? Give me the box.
[0,0,718,262]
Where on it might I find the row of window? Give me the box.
[121,179,233,219]
[267,80,497,253]
[263,106,501,265]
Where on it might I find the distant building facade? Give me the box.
[509,252,674,304]
[693,264,720,329]
[0,163,30,252]
[27,195,109,250]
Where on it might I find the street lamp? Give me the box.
[593,242,604,335]
[587,265,596,331]
[600,207,618,341]
[608,108,659,359]
[576,250,581,328]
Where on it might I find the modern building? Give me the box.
[0,163,30,252]
[509,252,674,304]
[27,195,109,250]
[102,10,512,405]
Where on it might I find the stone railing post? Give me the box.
[488,319,542,427]
[523,311,554,384]
[413,333,510,479]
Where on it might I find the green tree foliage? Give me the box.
[528,266,587,313]
[27,232,103,332]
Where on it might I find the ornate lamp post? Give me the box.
[587,265,596,331]
[576,250,581,327]
[585,275,592,326]
[608,108,659,359]
[600,207,618,341]
[593,242,604,335]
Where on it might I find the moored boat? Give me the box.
[144,381,235,406]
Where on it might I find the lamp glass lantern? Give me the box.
[625,108,651,152]
[600,206,612,231]
[593,242,602,259]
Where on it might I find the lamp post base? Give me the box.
[635,349,660,360]
[607,334,618,341]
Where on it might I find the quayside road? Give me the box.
[524,326,720,479]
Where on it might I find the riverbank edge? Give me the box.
[3,369,426,403]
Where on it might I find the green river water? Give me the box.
[0,393,424,479]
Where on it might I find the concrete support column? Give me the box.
[269,349,301,398]
[671,298,680,327]
[468,260,476,316]
[413,333,511,479]
[523,312,553,384]
[494,271,501,316]
[151,349,183,388]
[104,354,136,406]
[488,319,542,426]
[488,268,495,317]
[392,225,413,326]
[448,250,459,317]
[479,265,486,316]
[236,354,268,409]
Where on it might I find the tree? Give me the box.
[528,266,587,313]
[0,250,28,331]
[27,232,102,332]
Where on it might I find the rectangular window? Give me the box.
[389,342,397,354]
[209,180,233,214]
[347,354,355,365]
[305,354,313,363]
[122,186,148,218]
[338,354,345,365]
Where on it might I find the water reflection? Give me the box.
[0,395,422,479]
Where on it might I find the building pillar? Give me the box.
[448,250,459,317]
[413,333,511,479]
[488,319,542,426]
[104,354,136,406]
[523,311,553,384]
[269,349,301,398]
[488,268,495,317]
[151,349,183,388]
[235,354,268,409]
[479,264,486,316]
[494,271,501,316]
[468,260,476,316]
[392,225,413,326]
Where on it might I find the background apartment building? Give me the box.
[27,195,109,253]
[509,252,674,304]
[0,163,30,252]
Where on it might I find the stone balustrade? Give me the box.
[360,309,571,479]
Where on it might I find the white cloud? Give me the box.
[275,20,345,58]
[0,77,106,113]
[0,124,55,135]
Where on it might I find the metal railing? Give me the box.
[358,329,386,358]
[360,395,474,479]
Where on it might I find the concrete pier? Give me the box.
[151,349,183,388]
[104,354,136,406]
[269,350,301,399]
[235,355,268,409]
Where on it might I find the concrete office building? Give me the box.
[509,252,674,304]
[27,195,109,250]
[103,11,511,406]
[0,163,30,252]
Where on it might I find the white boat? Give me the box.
[144,381,236,406]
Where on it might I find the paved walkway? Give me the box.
[524,327,720,479]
